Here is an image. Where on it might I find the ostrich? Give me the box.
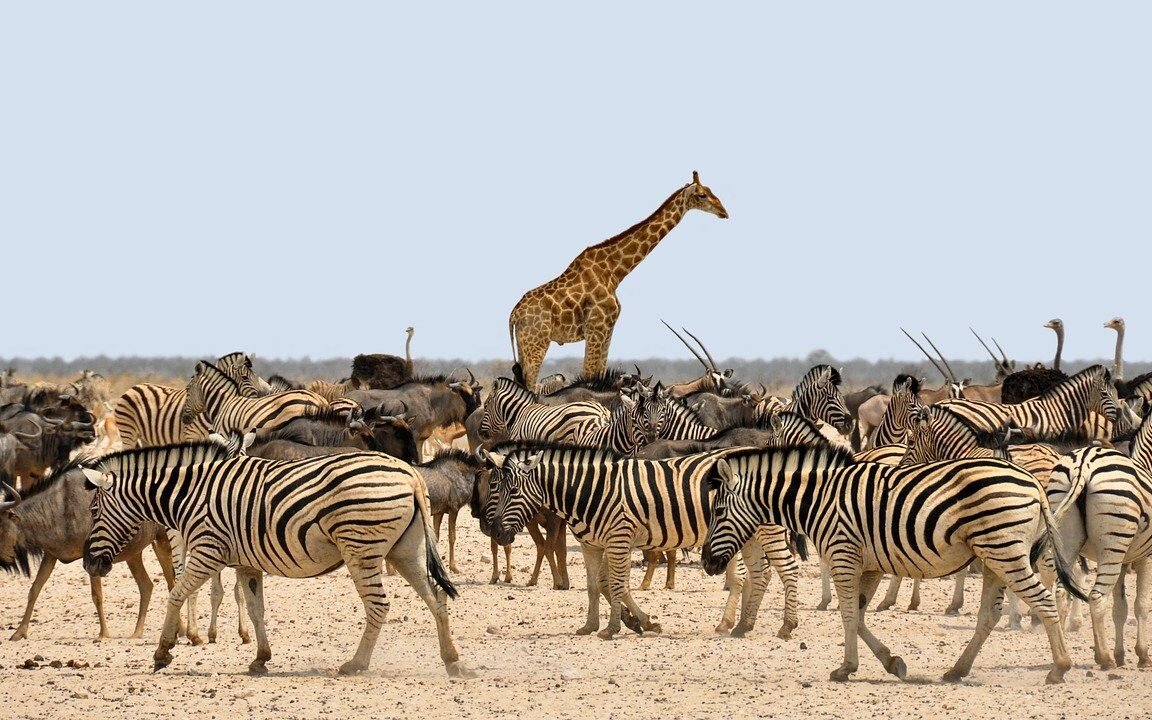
[1105,317,1125,381]
[405,326,416,377]
[1045,318,1064,372]
[999,320,1068,404]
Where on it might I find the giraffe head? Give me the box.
[685,171,729,219]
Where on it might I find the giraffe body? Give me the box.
[509,172,728,388]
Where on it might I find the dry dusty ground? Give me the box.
[1,518,1149,720]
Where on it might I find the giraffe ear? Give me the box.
[692,170,700,185]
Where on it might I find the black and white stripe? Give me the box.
[700,445,1085,683]
[78,441,468,677]
[480,377,610,445]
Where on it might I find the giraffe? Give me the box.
[508,171,729,388]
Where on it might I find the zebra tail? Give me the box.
[1049,457,1090,524]
[412,477,459,600]
[790,532,810,563]
[1035,493,1089,603]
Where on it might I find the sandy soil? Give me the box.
[1,518,1148,720]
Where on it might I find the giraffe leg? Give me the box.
[581,299,619,379]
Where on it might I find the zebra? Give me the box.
[180,361,339,440]
[1045,412,1152,669]
[480,376,610,445]
[878,404,1065,623]
[213,351,273,396]
[77,440,470,677]
[700,444,1085,683]
[870,374,923,449]
[113,353,265,449]
[938,364,1117,444]
[480,442,800,640]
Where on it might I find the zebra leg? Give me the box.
[155,558,218,671]
[89,574,110,639]
[665,550,676,590]
[599,544,656,640]
[1089,551,1129,670]
[945,568,966,615]
[909,578,921,611]
[11,555,57,640]
[855,571,906,679]
[488,538,501,584]
[1132,558,1151,668]
[235,569,273,675]
[185,585,204,646]
[1006,589,1022,630]
[829,558,864,681]
[1111,572,1128,666]
[875,575,901,612]
[638,550,658,591]
[739,527,796,639]
[208,571,224,643]
[502,542,513,584]
[125,551,155,639]
[234,573,251,643]
[577,544,604,635]
[817,559,834,611]
[716,555,745,634]
[944,565,1006,682]
[731,539,775,638]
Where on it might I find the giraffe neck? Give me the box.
[574,187,690,289]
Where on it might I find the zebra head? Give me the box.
[899,405,940,466]
[635,384,674,445]
[468,462,498,538]
[700,459,761,576]
[482,448,543,547]
[181,362,211,425]
[793,365,853,436]
[80,464,141,579]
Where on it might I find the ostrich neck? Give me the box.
[1053,329,1063,372]
[1114,327,1125,380]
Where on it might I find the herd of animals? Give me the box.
[2,172,1151,686]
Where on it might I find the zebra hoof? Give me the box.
[248,661,269,675]
[643,622,662,634]
[944,607,961,617]
[207,633,217,644]
[1136,657,1151,669]
[153,652,173,672]
[554,582,570,590]
[575,624,596,636]
[774,626,790,640]
[714,620,734,635]
[596,629,617,641]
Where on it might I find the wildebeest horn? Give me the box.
[13,425,42,440]
[900,328,951,383]
[920,333,958,385]
[661,319,711,371]
[969,327,1001,365]
[467,368,476,384]
[0,479,21,511]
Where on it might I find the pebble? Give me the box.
[560,668,581,681]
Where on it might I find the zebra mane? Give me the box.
[926,405,1014,447]
[802,364,841,387]
[1030,364,1109,403]
[488,439,623,464]
[547,368,626,393]
[83,440,232,476]
[421,448,484,469]
[893,373,921,394]
[493,377,539,402]
[720,442,858,470]
[194,360,239,390]
[772,411,828,441]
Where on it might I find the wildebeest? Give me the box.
[0,475,174,640]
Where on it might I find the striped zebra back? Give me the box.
[853,444,907,466]
[579,395,644,455]
[765,412,829,448]
[939,364,1116,443]
[901,405,1008,466]
[1126,411,1152,475]
[482,378,609,444]
[214,352,271,397]
[113,383,193,447]
[211,390,334,437]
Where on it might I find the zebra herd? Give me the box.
[4,344,1152,685]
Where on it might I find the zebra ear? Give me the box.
[242,432,256,451]
[82,467,111,490]
[208,432,227,446]
[722,369,734,379]
[620,394,637,411]
[480,449,507,469]
[716,460,739,491]
[518,453,544,472]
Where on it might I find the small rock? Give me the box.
[33,655,44,662]
[799,642,808,650]
[1086,670,1095,677]
[801,682,812,689]
[486,626,502,636]
[607,678,618,686]
[560,668,581,681]
[1108,673,1122,680]
[49,660,63,668]
[22,659,38,669]
[71,691,89,700]
[506,595,515,601]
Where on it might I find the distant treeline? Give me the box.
[2,353,1143,392]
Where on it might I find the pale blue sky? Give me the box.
[3,3,1148,365]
